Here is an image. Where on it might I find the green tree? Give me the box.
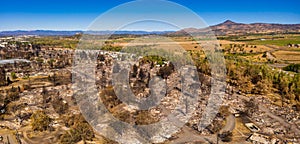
[157,63,174,79]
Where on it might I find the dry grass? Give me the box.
[273,50,300,63]
[244,45,272,53]
[243,54,268,63]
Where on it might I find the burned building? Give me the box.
[0,67,6,86]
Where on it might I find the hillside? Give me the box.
[172,20,300,36]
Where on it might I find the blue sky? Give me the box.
[0,0,299,31]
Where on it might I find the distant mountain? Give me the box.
[171,20,300,36]
[0,30,174,36]
[2,21,300,36]
[0,30,82,36]
[221,20,239,25]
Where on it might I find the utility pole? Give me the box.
[217,133,219,144]
[7,135,10,144]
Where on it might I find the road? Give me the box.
[20,126,64,144]
[220,114,236,133]
[170,126,208,143]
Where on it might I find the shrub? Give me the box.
[283,64,300,73]
[30,111,52,131]
[60,115,94,144]
[11,72,17,79]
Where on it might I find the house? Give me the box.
[229,107,241,117]
[271,138,282,144]
[0,42,8,48]
[287,43,300,48]
[245,123,260,132]
[246,133,270,144]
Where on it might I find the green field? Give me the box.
[220,34,300,46]
[245,39,300,46]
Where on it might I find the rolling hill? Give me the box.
[171,20,300,36]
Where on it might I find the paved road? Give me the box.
[220,114,236,133]
[170,126,207,143]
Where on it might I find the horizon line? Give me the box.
[1,20,300,32]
